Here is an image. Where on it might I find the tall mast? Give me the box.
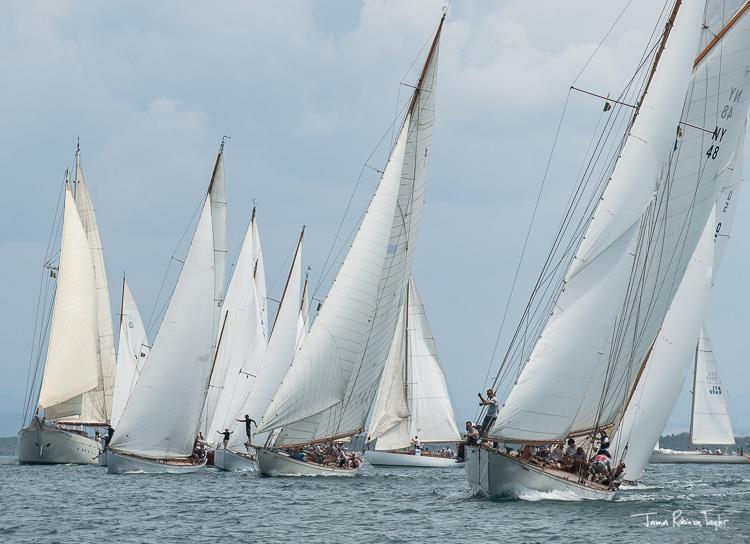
[403,280,410,404]
[118,272,126,330]
[688,339,699,449]
[271,226,304,335]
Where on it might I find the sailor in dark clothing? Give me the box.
[236,414,257,446]
[218,428,233,449]
[596,430,610,454]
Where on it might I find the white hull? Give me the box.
[107,450,207,474]
[17,426,101,465]
[213,447,257,472]
[257,447,361,477]
[465,446,615,501]
[650,450,750,464]
[365,450,463,468]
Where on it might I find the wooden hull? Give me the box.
[17,426,101,465]
[465,446,615,501]
[365,450,463,468]
[256,447,361,477]
[213,447,257,472]
[107,450,207,474]
[650,450,750,464]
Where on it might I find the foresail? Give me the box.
[491,1,750,442]
[110,280,150,429]
[39,186,100,413]
[690,326,736,445]
[74,153,117,423]
[110,197,215,459]
[204,209,268,446]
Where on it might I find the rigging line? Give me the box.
[480,88,573,390]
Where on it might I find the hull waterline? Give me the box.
[107,450,207,474]
[465,446,615,501]
[17,426,101,465]
[650,450,750,464]
[213,447,257,472]
[257,447,360,477]
[365,450,463,468]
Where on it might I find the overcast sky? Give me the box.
[1,0,748,438]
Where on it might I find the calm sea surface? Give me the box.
[1,455,748,543]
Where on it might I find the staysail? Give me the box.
[109,196,215,459]
[110,279,150,429]
[38,184,100,416]
[689,326,736,445]
[258,17,443,446]
[368,277,460,450]
[204,208,269,446]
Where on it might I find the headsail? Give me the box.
[490,0,745,443]
[258,17,443,446]
[689,326,735,446]
[38,185,100,415]
[368,278,460,450]
[110,279,150,429]
[109,196,215,459]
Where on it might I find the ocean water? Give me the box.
[1,456,748,543]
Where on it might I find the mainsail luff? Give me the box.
[204,207,268,446]
[689,326,736,446]
[109,196,216,459]
[38,184,100,413]
[73,149,117,423]
[490,0,707,443]
[259,17,443,445]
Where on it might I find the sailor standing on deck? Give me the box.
[236,414,257,447]
[218,429,233,449]
[478,389,499,438]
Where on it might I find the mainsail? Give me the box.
[258,17,443,446]
[689,326,736,446]
[613,126,745,479]
[368,277,460,450]
[110,279,150,429]
[38,184,100,416]
[109,196,216,459]
[490,0,739,443]
[204,208,269,446]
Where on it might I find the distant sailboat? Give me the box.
[467,0,750,500]
[107,150,220,474]
[365,278,461,468]
[18,146,116,465]
[254,15,443,477]
[649,327,749,464]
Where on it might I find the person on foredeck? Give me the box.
[595,430,610,454]
[603,461,626,490]
[411,436,422,451]
[457,421,480,461]
[478,389,499,438]
[218,429,233,449]
[236,414,257,446]
[589,451,612,482]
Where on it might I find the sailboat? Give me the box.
[614,121,747,477]
[365,277,461,468]
[649,327,749,464]
[254,15,443,477]
[106,147,222,474]
[18,146,117,465]
[212,225,303,472]
[466,0,750,500]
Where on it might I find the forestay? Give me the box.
[110,198,215,459]
[111,280,150,429]
[205,209,268,447]
[491,1,729,442]
[369,278,460,450]
[259,18,442,446]
[690,326,736,446]
[38,186,100,415]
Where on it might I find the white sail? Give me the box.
[227,229,304,449]
[369,278,460,450]
[259,20,442,446]
[73,151,117,423]
[209,143,228,309]
[205,209,269,446]
[690,326,735,445]
[110,280,150,429]
[491,1,745,442]
[38,186,100,414]
[110,197,215,459]
[613,126,745,479]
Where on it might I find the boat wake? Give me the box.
[515,488,584,502]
